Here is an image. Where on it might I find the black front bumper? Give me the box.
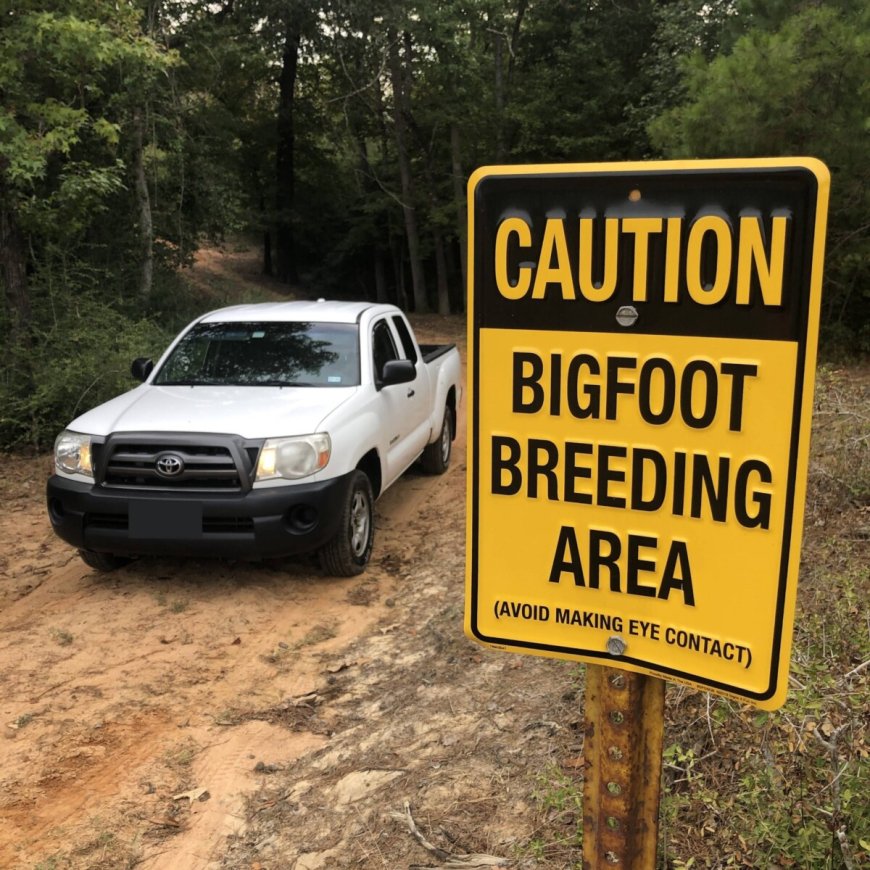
[46,472,353,559]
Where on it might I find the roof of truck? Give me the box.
[199,300,391,324]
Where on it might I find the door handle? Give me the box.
[407,388,415,397]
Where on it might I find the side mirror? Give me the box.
[131,357,154,382]
[381,359,416,387]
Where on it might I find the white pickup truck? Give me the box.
[46,301,461,576]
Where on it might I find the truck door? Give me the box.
[372,317,429,485]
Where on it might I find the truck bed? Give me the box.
[419,343,457,364]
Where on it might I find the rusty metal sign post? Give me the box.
[582,666,665,868]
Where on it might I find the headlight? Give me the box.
[54,431,94,479]
[256,433,331,481]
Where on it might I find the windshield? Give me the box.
[153,321,360,387]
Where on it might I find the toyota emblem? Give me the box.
[155,453,184,477]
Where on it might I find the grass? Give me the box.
[153,591,189,613]
[164,738,200,773]
[527,763,585,867]
[33,825,142,870]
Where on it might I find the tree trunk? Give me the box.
[275,17,300,286]
[259,193,272,276]
[390,226,408,311]
[433,229,450,315]
[374,247,388,303]
[133,108,153,301]
[0,178,29,338]
[263,230,273,276]
[450,124,468,308]
[388,28,427,313]
[408,109,450,314]
[507,0,527,93]
[494,32,505,161]
[493,0,526,162]
[353,134,387,304]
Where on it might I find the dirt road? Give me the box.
[0,317,581,870]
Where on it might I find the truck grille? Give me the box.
[97,435,260,492]
[202,516,255,533]
[84,513,254,534]
[85,512,128,530]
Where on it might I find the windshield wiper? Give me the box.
[156,379,319,387]
[251,380,317,387]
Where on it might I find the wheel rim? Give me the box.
[440,412,451,463]
[349,490,371,557]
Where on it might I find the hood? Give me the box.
[68,384,356,440]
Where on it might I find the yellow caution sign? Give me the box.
[465,159,829,710]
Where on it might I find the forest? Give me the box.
[0,0,867,449]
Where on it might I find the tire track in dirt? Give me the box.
[140,722,326,870]
[0,555,402,867]
[0,713,172,866]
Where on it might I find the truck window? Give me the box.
[391,315,419,363]
[154,321,360,387]
[372,319,399,385]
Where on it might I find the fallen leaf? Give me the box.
[173,787,209,803]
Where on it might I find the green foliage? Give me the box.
[636,0,744,139]
[508,0,659,161]
[0,291,171,449]
[534,763,584,815]
[0,2,173,230]
[809,364,870,510]
[650,3,870,351]
[526,762,584,868]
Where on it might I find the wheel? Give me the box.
[319,470,374,576]
[78,549,131,571]
[421,405,453,474]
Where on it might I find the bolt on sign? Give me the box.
[464,159,829,710]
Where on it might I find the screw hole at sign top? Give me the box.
[629,189,641,202]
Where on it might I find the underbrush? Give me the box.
[0,248,283,451]
[661,558,868,868]
[0,294,171,450]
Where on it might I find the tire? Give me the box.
[421,405,453,475]
[78,549,131,572]
[319,470,374,576]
